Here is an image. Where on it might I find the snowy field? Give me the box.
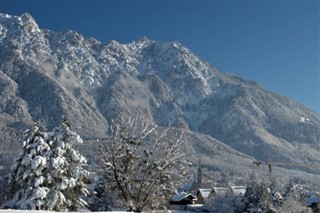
[0,210,178,213]
[0,211,96,213]
[0,210,190,213]
[0,211,129,213]
[0,211,127,213]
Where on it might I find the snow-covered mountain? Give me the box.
[1,13,320,184]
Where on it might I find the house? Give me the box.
[307,192,320,211]
[212,187,228,196]
[196,186,246,205]
[169,192,197,210]
[212,186,246,197]
[230,185,246,196]
[196,188,213,204]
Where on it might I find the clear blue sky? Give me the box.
[1,0,319,113]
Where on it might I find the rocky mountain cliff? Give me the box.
[1,13,320,185]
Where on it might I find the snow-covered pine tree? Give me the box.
[3,118,89,211]
[49,117,89,211]
[257,182,276,213]
[243,172,267,213]
[268,179,283,208]
[2,124,48,209]
[242,173,281,213]
[97,118,188,212]
[243,173,262,211]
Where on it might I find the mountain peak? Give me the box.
[1,13,320,187]
[138,36,150,44]
[7,13,39,30]
[0,12,40,39]
[19,13,36,25]
[0,13,12,19]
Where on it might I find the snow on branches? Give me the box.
[97,118,188,212]
[3,118,89,211]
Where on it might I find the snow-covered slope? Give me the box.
[1,13,320,184]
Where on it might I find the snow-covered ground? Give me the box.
[0,211,128,213]
[0,211,177,213]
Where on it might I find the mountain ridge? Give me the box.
[1,13,320,186]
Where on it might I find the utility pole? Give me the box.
[253,158,273,182]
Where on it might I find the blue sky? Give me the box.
[1,0,319,113]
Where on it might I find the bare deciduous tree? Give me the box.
[97,118,187,211]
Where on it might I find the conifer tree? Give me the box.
[268,179,283,208]
[243,172,264,212]
[3,118,89,211]
[257,182,275,213]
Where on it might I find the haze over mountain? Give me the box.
[1,13,320,185]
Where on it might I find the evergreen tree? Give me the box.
[283,178,295,199]
[243,172,264,212]
[268,179,283,208]
[3,118,89,211]
[257,182,276,213]
[243,172,277,213]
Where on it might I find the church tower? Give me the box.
[197,157,202,188]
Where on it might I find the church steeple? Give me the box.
[197,157,202,188]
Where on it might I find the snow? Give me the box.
[5,121,89,211]
[0,211,129,213]
[33,187,48,199]
[0,12,217,104]
[230,186,246,196]
[172,192,195,202]
[0,12,226,137]
[300,116,310,122]
[0,24,7,41]
[31,156,46,170]
[198,188,212,199]
[52,156,64,169]
[54,146,64,155]
[0,210,175,213]
[34,176,45,187]
[21,154,31,166]
[1,15,319,208]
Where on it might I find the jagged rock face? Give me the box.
[0,13,108,139]
[1,13,320,177]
